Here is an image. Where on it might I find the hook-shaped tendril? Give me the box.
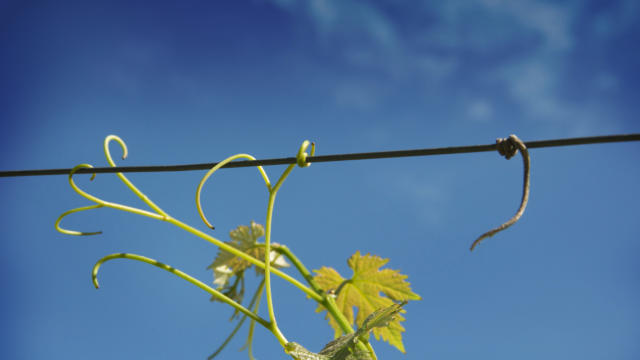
[196,153,271,230]
[296,140,315,168]
[104,135,168,217]
[68,164,165,220]
[470,134,530,251]
[55,204,104,235]
[92,252,271,329]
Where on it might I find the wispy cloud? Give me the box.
[392,173,452,227]
[467,99,494,122]
[269,0,630,133]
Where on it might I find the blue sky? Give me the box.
[1,0,639,359]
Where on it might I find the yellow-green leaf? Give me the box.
[208,221,289,286]
[208,221,266,276]
[207,222,288,305]
[314,251,420,353]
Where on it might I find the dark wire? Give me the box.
[1,133,639,178]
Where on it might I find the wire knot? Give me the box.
[496,135,519,160]
[470,134,530,251]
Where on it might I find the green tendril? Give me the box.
[68,164,166,221]
[296,140,315,168]
[92,252,270,329]
[209,279,265,360]
[241,279,265,360]
[196,153,271,230]
[55,204,105,235]
[104,135,168,217]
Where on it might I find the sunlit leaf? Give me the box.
[208,222,289,283]
[207,222,289,305]
[314,251,420,353]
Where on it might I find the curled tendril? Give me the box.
[196,154,271,230]
[67,164,163,220]
[68,164,111,205]
[296,140,315,168]
[104,135,168,217]
[55,204,104,235]
[104,134,128,164]
[92,252,270,328]
[57,135,172,231]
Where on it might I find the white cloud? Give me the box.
[333,82,380,110]
[268,0,622,134]
[503,60,559,119]
[286,0,399,51]
[393,173,451,227]
[481,0,572,51]
[502,58,622,135]
[467,99,493,122]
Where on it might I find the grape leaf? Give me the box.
[287,302,406,360]
[207,221,288,304]
[314,251,420,353]
[286,341,372,360]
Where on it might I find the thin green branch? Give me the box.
[242,281,265,360]
[92,253,271,329]
[270,244,324,296]
[261,140,314,347]
[208,279,266,360]
[263,163,296,346]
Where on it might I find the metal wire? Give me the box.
[1,133,639,178]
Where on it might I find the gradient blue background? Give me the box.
[1,1,639,359]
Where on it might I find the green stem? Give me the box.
[92,253,270,329]
[268,245,372,356]
[263,163,296,346]
[268,244,355,335]
[270,244,323,296]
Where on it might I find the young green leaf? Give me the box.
[208,221,265,276]
[207,221,289,304]
[314,251,420,353]
[286,341,373,360]
[288,302,406,360]
[286,342,327,360]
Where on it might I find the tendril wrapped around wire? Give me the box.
[470,134,530,251]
